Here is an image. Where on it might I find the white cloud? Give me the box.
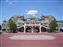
[26,10,38,16]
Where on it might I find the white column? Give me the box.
[39,26,41,33]
[32,26,33,33]
[24,24,26,33]
[58,27,60,32]
[39,25,41,33]
[24,26,25,33]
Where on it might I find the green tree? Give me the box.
[49,19,58,32]
[8,19,17,33]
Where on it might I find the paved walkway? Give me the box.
[0,32,63,47]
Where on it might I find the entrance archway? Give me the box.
[2,29,6,31]
[19,27,24,32]
[41,27,47,32]
[19,26,47,33]
[26,26,32,33]
[26,26,40,33]
[33,26,39,33]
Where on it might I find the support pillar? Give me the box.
[39,26,41,33]
[24,24,26,33]
[58,27,60,32]
[24,26,25,33]
[32,26,33,33]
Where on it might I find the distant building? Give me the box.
[57,20,63,32]
[1,20,9,32]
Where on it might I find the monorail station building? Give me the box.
[16,16,53,33]
[1,16,63,33]
[1,16,55,33]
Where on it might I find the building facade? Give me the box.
[2,16,63,33]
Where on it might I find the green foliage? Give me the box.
[49,19,58,32]
[8,19,17,33]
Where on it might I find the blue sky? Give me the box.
[0,0,63,23]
